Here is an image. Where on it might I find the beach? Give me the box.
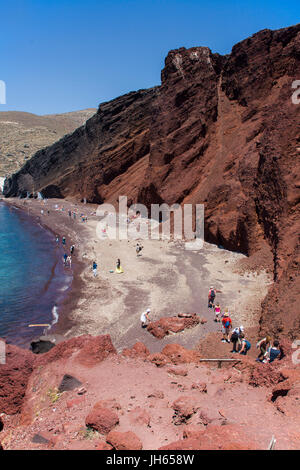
[2,197,272,353]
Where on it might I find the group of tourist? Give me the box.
[56,235,75,268]
[208,286,283,363]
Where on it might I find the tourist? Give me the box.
[115,258,124,273]
[221,311,232,343]
[256,335,272,362]
[55,235,59,245]
[208,286,216,308]
[62,236,66,246]
[136,243,143,256]
[239,334,251,355]
[262,340,283,363]
[70,245,75,255]
[63,253,68,266]
[214,303,221,322]
[230,325,244,353]
[93,261,98,277]
[67,255,72,268]
[141,309,151,328]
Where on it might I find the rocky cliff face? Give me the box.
[4,89,158,204]
[0,109,96,177]
[3,24,300,338]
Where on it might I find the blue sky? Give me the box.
[1,0,299,115]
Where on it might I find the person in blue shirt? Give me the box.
[93,261,98,277]
[264,340,283,363]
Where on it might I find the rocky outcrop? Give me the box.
[3,24,300,338]
[146,314,203,339]
[0,342,35,414]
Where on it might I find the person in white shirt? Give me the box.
[141,308,151,328]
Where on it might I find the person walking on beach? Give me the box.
[63,253,68,266]
[256,335,272,362]
[221,311,232,343]
[93,261,98,277]
[62,237,66,246]
[67,255,72,268]
[55,235,59,245]
[140,309,151,328]
[70,245,75,255]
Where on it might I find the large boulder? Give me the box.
[85,403,119,434]
[106,431,143,450]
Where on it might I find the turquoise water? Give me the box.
[0,202,71,347]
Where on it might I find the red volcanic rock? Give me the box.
[147,353,170,367]
[147,314,200,339]
[0,342,35,415]
[96,441,113,450]
[248,363,285,388]
[159,438,202,450]
[85,404,119,434]
[129,407,151,427]
[167,367,188,377]
[106,431,143,450]
[36,335,116,367]
[161,344,200,364]
[122,342,150,359]
[191,382,207,392]
[74,335,117,367]
[0,442,3,450]
[183,425,205,439]
[161,425,258,450]
[172,396,198,425]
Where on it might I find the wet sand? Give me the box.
[2,197,272,353]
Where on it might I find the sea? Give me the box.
[0,202,72,348]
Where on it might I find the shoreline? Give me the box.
[1,197,272,354]
[1,197,90,347]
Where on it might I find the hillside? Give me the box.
[0,334,299,450]
[3,24,300,339]
[0,109,96,176]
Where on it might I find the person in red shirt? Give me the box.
[221,312,232,343]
